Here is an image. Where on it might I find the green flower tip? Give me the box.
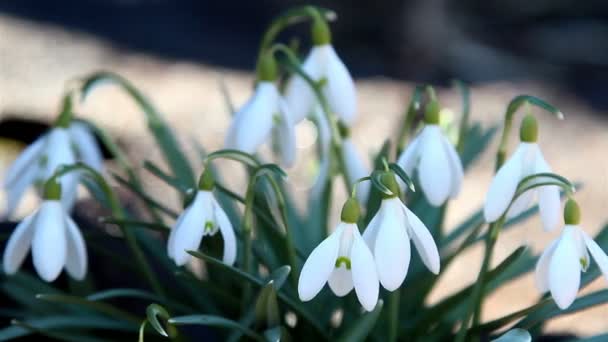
[256,52,278,82]
[519,114,538,143]
[54,94,74,128]
[380,172,401,199]
[198,169,215,191]
[564,198,581,225]
[311,16,331,46]
[424,100,440,125]
[341,197,360,223]
[43,178,62,200]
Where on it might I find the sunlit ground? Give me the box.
[1,14,608,337]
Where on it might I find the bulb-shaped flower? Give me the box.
[298,198,379,311]
[342,137,371,204]
[397,99,463,206]
[2,179,87,282]
[3,121,103,216]
[167,170,237,266]
[484,115,560,231]
[535,199,608,309]
[284,18,356,126]
[363,173,440,290]
[225,54,295,167]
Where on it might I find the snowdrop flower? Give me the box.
[536,199,608,309]
[298,198,379,311]
[363,173,440,290]
[3,179,87,282]
[168,170,237,266]
[310,107,332,199]
[484,115,560,231]
[3,113,103,217]
[284,16,356,126]
[225,53,295,167]
[397,99,463,206]
[342,135,371,204]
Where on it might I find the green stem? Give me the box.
[52,163,166,298]
[388,290,400,342]
[455,80,471,153]
[396,86,424,156]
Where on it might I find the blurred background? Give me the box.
[1,0,608,338]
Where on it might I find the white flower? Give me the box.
[284,44,357,126]
[483,142,560,231]
[2,199,87,282]
[397,124,463,206]
[3,123,103,216]
[298,222,379,311]
[225,82,295,167]
[535,225,608,309]
[342,138,371,203]
[363,197,440,290]
[310,107,332,199]
[168,190,237,266]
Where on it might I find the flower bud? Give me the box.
[198,168,215,191]
[311,16,331,46]
[256,52,278,82]
[519,114,538,143]
[564,198,581,225]
[43,178,62,200]
[340,197,360,223]
[380,172,401,199]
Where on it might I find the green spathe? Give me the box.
[519,114,538,143]
[564,198,581,225]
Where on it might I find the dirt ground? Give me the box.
[1,14,608,337]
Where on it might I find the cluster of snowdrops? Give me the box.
[2,5,607,342]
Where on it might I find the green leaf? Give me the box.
[87,288,160,302]
[370,170,394,196]
[205,149,260,168]
[146,303,177,338]
[0,316,135,340]
[263,326,282,342]
[491,329,531,342]
[169,315,265,341]
[269,266,291,290]
[389,162,415,192]
[9,320,108,342]
[36,294,140,324]
[255,282,280,328]
[143,159,190,192]
[461,125,498,170]
[112,173,179,218]
[80,71,196,187]
[336,300,384,342]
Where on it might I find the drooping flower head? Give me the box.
[484,114,561,231]
[3,100,104,216]
[3,178,87,282]
[284,14,356,126]
[363,172,440,291]
[167,169,237,266]
[536,199,608,309]
[396,97,463,206]
[298,197,379,311]
[340,126,371,204]
[224,52,295,167]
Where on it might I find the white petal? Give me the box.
[225,82,279,153]
[64,216,87,280]
[396,134,421,177]
[32,201,67,281]
[59,172,79,212]
[403,204,440,274]
[276,99,296,168]
[298,225,343,301]
[418,126,452,206]
[342,139,370,203]
[581,230,608,282]
[535,155,561,232]
[374,200,411,290]
[328,265,354,296]
[309,107,332,200]
[535,238,559,293]
[170,192,210,266]
[483,144,527,222]
[167,209,186,260]
[4,163,38,218]
[549,227,581,309]
[362,200,387,252]
[440,133,464,198]
[506,190,535,219]
[213,198,237,266]
[68,122,104,171]
[350,228,379,311]
[323,45,357,126]
[44,128,79,211]
[3,212,37,275]
[3,134,46,187]
[284,50,324,123]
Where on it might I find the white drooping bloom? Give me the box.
[3,122,103,216]
[284,44,357,126]
[310,107,332,199]
[363,196,440,291]
[2,199,87,282]
[342,138,371,203]
[483,142,560,231]
[298,200,379,311]
[397,124,463,206]
[535,225,608,309]
[168,190,237,266]
[225,82,296,167]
